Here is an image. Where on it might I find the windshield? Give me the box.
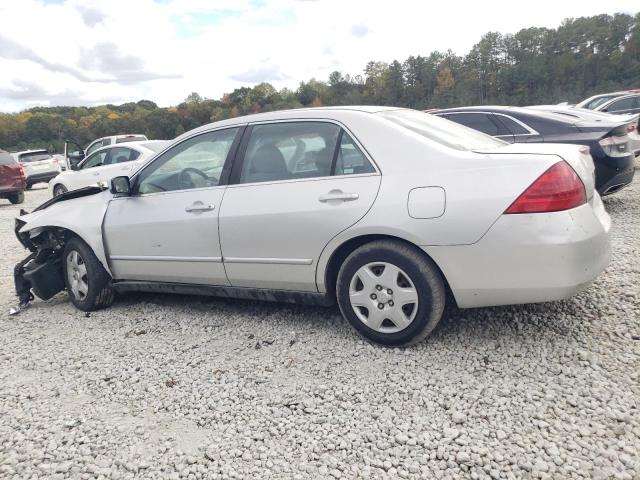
[19,152,52,162]
[378,109,506,151]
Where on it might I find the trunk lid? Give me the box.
[475,143,596,200]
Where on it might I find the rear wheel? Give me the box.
[8,192,24,204]
[336,240,445,346]
[63,237,114,311]
[53,184,68,197]
[26,183,33,190]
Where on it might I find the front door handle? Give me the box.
[92,172,100,176]
[319,191,359,203]
[185,202,215,213]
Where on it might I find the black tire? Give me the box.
[53,184,68,197]
[336,240,445,347]
[8,192,24,204]
[62,237,115,311]
[26,183,33,190]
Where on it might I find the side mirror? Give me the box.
[110,176,131,196]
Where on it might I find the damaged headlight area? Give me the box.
[13,225,67,313]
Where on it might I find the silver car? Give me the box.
[13,107,611,346]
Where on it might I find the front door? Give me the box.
[103,127,241,285]
[219,121,381,291]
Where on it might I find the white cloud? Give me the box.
[0,0,636,111]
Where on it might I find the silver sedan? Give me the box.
[14,107,611,346]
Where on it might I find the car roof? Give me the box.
[179,106,403,137]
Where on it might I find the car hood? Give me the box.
[33,185,106,213]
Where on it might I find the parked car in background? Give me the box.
[576,89,640,110]
[593,93,640,116]
[0,149,26,204]
[432,106,635,196]
[64,134,150,171]
[11,150,60,189]
[49,140,168,197]
[14,107,611,346]
[527,105,640,157]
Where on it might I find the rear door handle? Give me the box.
[319,191,359,203]
[185,203,215,213]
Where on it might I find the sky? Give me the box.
[0,0,636,112]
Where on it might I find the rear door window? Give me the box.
[239,122,340,184]
[108,147,140,164]
[445,113,500,136]
[607,97,636,112]
[18,152,52,163]
[335,132,376,175]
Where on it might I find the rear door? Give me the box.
[219,121,380,291]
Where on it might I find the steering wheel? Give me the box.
[179,167,210,189]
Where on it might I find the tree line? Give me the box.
[1,12,638,152]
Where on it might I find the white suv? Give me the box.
[11,150,61,189]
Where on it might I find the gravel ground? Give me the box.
[0,172,638,480]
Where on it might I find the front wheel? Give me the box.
[8,192,24,204]
[63,237,114,311]
[53,184,68,197]
[336,240,446,346]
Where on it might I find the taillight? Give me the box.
[627,124,636,133]
[599,134,629,158]
[505,161,586,214]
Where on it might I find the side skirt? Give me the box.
[111,281,335,307]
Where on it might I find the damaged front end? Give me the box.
[12,218,67,314]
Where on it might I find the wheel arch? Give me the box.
[319,233,456,307]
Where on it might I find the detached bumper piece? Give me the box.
[11,251,65,314]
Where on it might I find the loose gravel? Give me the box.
[0,171,638,480]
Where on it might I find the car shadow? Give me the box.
[109,288,596,349]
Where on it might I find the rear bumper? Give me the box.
[425,196,611,309]
[595,154,635,195]
[26,171,59,185]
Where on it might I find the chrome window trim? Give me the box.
[439,111,540,136]
[226,172,378,190]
